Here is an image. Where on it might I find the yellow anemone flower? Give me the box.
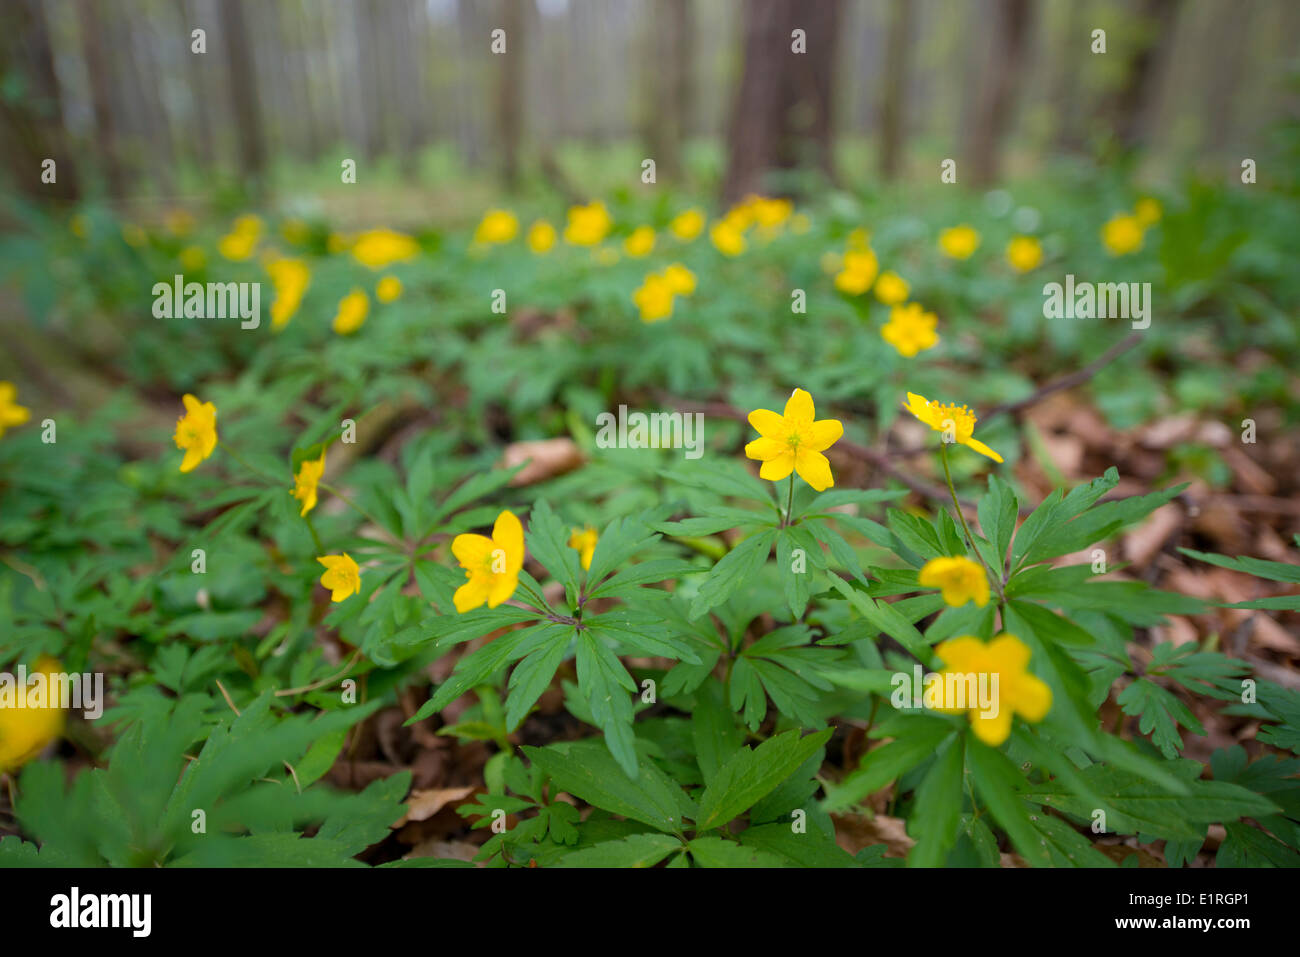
[1005,235,1042,273]
[0,382,32,440]
[350,228,420,269]
[919,556,989,607]
[930,633,1052,745]
[669,207,705,241]
[451,510,525,612]
[376,275,403,303]
[744,388,843,492]
[709,219,746,257]
[173,394,218,473]
[834,248,878,295]
[1101,214,1144,256]
[569,526,598,570]
[904,392,1002,463]
[881,302,939,357]
[179,245,207,271]
[332,288,370,335]
[633,273,675,323]
[474,209,519,245]
[564,201,612,246]
[0,656,66,773]
[1134,197,1162,227]
[624,226,655,258]
[662,263,696,295]
[317,553,361,603]
[291,452,326,517]
[938,224,980,260]
[526,220,557,253]
[267,257,310,329]
[873,270,910,305]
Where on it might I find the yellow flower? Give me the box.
[376,275,403,303]
[280,217,310,245]
[663,263,696,295]
[820,251,844,276]
[624,225,656,258]
[474,209,519,245]
[0,656,66,773]
[751,196,793,228]
[317,553,361,603]
[527,220,557,253]
[939,224,980,260]
[834,248,878,295]
[327,232,351,254]
[350,228,419,269]
[173,394,217,473]
[121,223,147,247]
[179,245,207,271]
[1005,235,1043,273]
[1134,197,1162,227]
[709,219,746,257]
[722,199,756,232]
[633,273,676,323]
[847,228,871,250]
[931,633,1052,745]
[291,452,326,517]
[873,270,910,305]
[218,215,261,261]
[790,212,812,234]
[564,201,612,246]
[1101,214,1144,256]
[569,526,598,570]
[451,510,524,612]
[881,302,939,357]
[332,288,370,335]
[744,388,843,491]
[904,392,1002,463]
[669,207,705,241]
[0,382,32,439]
[267,257,310,329]
[165,208,195,236]
[919,556,989,608]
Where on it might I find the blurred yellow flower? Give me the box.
[820,251,844,275]
[568,526,598,570]
[327,232,351,254]
[351,228,419,269]
[1101,214,1144,256]
[0,656,66,773]
[633,272,676,322]
[881,302,939,357]
[710,219,746,257]
[376,275,403,303]
[1005,235,1043,273]
[474,209,519,245]
[0,382,31,440]
[919,556,989,608]
[751,196,793,228]
[939,224,980,260]
[451,510,524,612]
[267,257,310,329]
[291,451,326,517]
[527,220,557,253]
[564,201,612,246]
[847,228,871,250]
[669,207,705,241]
[317,553,361,603]
[280,218,311,245]
[904,391,1002,463]
[332,288,370,335]
[790,212,812,234]
[663,262,696,295]
[218,215,262,261]
[165,208,195,237]
[179,245,207,271]
[624,225,656,258]
[931,633,1051,745]
[873,270,910,305]
[174,393,218,473]
[834,248,878,295]
[1134,197,1162,227]
[121,223,147,247]
[744,388,843,491]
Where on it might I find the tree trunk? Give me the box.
[76,0,127,196]
[1051,0,1086,153]
[721,0,842,205]
[219,0,266,187]
[877,0,914,180]
[1103,0,1182,151]
[496,0,527,190]
[965,0,1033,187]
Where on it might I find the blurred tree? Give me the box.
[220,0,266,188]
[722,0,842,204]
[966,0,1033,186]
[0,0,79,200]
[643,0,693,182]
[1102,0,1182,152]
[76,0,126,196]
[1052,0,1087,154]
[497,0,529,190]
[877,0,914,180]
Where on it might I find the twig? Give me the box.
[273,649,363,697]
[981,333,1143,422]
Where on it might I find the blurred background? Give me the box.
[2,0,1297,217]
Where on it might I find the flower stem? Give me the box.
[939,443,1004,602]
[783,474,795,528]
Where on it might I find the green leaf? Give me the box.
[966,737,1052,867]
[686,836,787,867]
[694,729,832,832]
[908,733,964,867]
[554,832,682,868]
[688,529,776,620]
[823,717,953,812]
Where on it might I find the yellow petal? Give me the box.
[758,452,796,482]
[747,408,786,439]
[794,449,834,491]
[492,510,525,573]
[962,436,1004,463]
[487,571,520,608]
[782,388,815,424]
[452,533,494,568]
[454,577,492,613]
[804,418,843,452]
[969,706,1014,746]
[745,437,787,461]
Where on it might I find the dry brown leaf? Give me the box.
[502,437,585,486]
[1122,503,1183,568]
[832,812,913,858]
[396,785,477,827]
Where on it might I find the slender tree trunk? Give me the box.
[877,0,914,180]
[1052,0,1086,153]
[721,0,842,205]
[76,0,127,195]
[219,0,265,187]
[496,0,527,190]
[1103,0,1182,151]
[966,0,1033,187]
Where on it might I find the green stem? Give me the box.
[782,474,795,527]
[319,482,404,549]
[939,443,1004,602]
[218,440,280,485]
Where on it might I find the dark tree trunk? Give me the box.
[721,0,842,205]
[496,0,527,190]
[644,0,692,181]
[219,0,266,187]
[966,0,1033,187]
[0,0,79,200]
[77,0,127,195]
[1103,0,1182,151]
[877,0,914,180]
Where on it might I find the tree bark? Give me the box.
[496,0,527,190]
[1103,0,1182,151]
[965,0,1033,187]
[219,0,266,187]
[76,0,127,196]
[877,0,914,180]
